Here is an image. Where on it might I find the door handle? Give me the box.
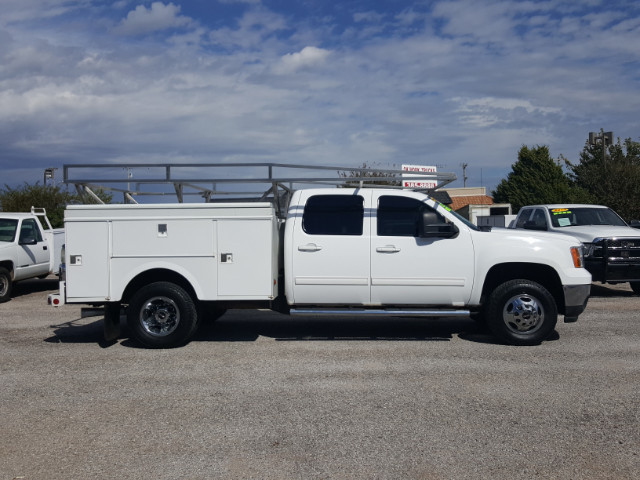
[376,245,401,253]
[298,243,322,252]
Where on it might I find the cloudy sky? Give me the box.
[1,0,639,196]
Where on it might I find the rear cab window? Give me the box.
[302,195,364,236]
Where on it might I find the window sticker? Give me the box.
[431,198,452,212]
[551,208,571,215]
[558,218,571,226]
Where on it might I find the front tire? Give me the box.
[486,279,558,346]
[630,282,640,295]
[127,282,198,348]
[0,267,12,303]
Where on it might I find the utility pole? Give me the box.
[461,163,469,187]
[588,130,614,166]
[44,168,57,186]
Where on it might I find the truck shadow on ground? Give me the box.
[11,277,59,299]
[46,312,548,347]
[589,283,635,297]
[196,314,498,344]
[45,318,106,346]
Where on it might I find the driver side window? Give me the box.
[19,219,43,243]
[377,196,444,237]
[531,209,548,230]
[515,208,533,228]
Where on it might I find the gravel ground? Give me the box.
[0,278,638,480]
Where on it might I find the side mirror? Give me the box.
[523,221,547,231]
[19,235,37,245]
[630,220,640,229]
[419,211,459,239]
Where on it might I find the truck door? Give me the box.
[16,218,51,280]
[370,193,474,306]
[289,191,371,305]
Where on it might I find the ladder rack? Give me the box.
[63,162,456,216]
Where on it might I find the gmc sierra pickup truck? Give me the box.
[49,189,591,348]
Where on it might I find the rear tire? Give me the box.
[486,279,557,346]
[127,282,198,348]
[630,282,640,295]
[0,267,12,303]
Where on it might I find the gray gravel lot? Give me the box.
[1,278,638,480]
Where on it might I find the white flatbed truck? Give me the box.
[48,164,591,347]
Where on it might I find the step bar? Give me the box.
[290,308,470,317]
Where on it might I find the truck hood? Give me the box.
[0,241,15,251]
[487,226,582,246]
[550,225,640,243]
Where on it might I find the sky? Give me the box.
[1,0,640,198]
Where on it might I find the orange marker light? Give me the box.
[570,246,583,268]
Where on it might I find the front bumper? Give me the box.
[585,258,640,283]
[563,283,591,322]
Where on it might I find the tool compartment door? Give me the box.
[65,221,110,300]
[217,219,274,298]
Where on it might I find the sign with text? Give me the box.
[402,164,438,189]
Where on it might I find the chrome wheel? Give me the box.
[502,294,544,334]
[139,296,180,337]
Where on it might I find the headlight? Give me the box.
[582,243,595,257]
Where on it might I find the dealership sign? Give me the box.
[402,164,438,189]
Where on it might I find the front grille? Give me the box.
[592,238,640,262]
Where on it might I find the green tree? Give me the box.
[0,183,112,228]
[492,145,589,212]
[567,135,640,221]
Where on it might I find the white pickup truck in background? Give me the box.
[511,204,640,295]
[48,170,592,348]
[0,208,64,302]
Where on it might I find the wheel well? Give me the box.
[0,261,14,274]
[120,269,197,305]
[481,263,565,314]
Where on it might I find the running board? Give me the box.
[290,308,470,317]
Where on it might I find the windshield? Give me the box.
[433,199,480,231]
[0,219,18,242]
[548,207,627,228]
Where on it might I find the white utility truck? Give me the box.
[511,204,640,294]
[0,208,64,302]
[48,163,591,348]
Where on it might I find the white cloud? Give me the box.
[274,46,332,74]
[208,7,287,50]
[114,2,192,36]
[218,0,261,4]
[353,11,385,23]
[1,1,639,192]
